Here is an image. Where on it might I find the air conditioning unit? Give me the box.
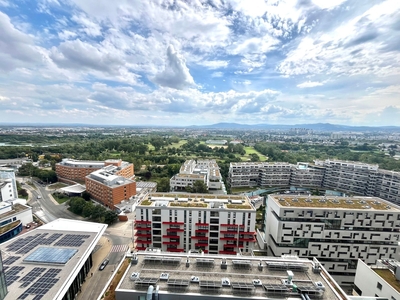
[160,273,169,280]
[190,276,200,283]
[253,279,262,286]
[130,272,140,281]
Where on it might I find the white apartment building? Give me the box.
[264,194,400,289]
[134,193,256,255]
[170,160,223,191]
[229,160,400,205]
[0,168,17,201]
[353,259,400,300]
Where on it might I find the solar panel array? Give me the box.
[6,233,64,255]
[19,267,46,288]
[6,234,42,253]
[232,260,252,269]
[135,277,159,285]
[199,281,222,288]
[264,284,290,293]
[3,256,20,265]
[167,279,189,286]
[17,268,61,300]
[54,234,90,247]
[5,266,25,286]
[231,282,255,290]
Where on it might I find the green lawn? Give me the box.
[48,182,68,190]
[52,193,69,204]
[242,146,267,161]
[167,140,187,148]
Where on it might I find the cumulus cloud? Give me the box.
[297,81,324,88]
[0,12,42,71]
[211,72,223,78]
[153,45,195,90]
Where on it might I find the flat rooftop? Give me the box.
[372,268,400,293]
[117,252,345,299]
[140,193,254,210]
[0,218,107,300]
[270,195,399,211]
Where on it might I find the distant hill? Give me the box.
[191,122,400,132]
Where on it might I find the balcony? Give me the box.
[136,246,147,251]
[239,237,256,242]
[220,230,238,234]
[162,221,184,225]
[135,227,152,231]
[135,220,151,224]
[166,248,184,252]
[191,236,208,239]
[220,224,239,227]
[134,233,152,237]
[195,229,209,233]
[220,236,237,241]
[166,228,184,232]
[162,241,180,245]
[219,250,236,255]
[135,240,152,244]
[195,242,208,247]
[162,234,179,238]
[195,222,209,226]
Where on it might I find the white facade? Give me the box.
[0,202,33,226]
[170,160,223,191]
[0,168,17,201]
[264,194,400,288]
[135,193,257,255]
[354,259,400,300]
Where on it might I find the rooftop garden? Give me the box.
[140,200,152,206]
[170,202,208,208]
[226,204,252,209]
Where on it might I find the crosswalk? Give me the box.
[110,244,129,253]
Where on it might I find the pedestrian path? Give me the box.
[110,244,128,253]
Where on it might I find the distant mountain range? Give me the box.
[1,122,400,132]
[190,122,400,132]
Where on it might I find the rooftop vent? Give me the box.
[160,273,169,280]
[130,272,140,281]
[345,200,353,204]
[190,276,200,283]
[221,278,231,286]
[318,199,326,203]
[386,205,391,209]
[360,200,366,204]
[292,198,298,202]
[305,198,312,203]
[279,198,285,202]
[315,281,325,290]
[374,201,381,205]
[363,206,371,209]
[253,279,262,286]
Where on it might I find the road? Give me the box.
[19,177,133,300]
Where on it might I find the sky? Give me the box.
[0,0,400,126]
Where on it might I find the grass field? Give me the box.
[48,182,68,190]
[242,146,267,161]
[167,140,187,148]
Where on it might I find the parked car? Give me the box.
[99,259,109,271]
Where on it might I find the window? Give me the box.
[377,282,382,290]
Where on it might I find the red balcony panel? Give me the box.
[204,250,209,254]
[220,237,237,241]
[167,248,185,252]
[195,229,209,233]
[136,240,152,244]
[136,246,147,251]
[162,221,184,225]
[220,230,238,234]
[191,236,207,239]
[135,220,151,224]
[238,244,244,248]
[239,231,255,235]
[239,238,256,242]
[195,243,208,247]
[195,222,209,226]
[220,224,239,227]
[166,228,184,232]
[162,241,180,245]
[135,233,152,237]
[135,227,152,231]
[219,250,237,255]
[224,244,237,248]
[162,235,179,238]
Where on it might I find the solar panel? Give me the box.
[167,279,189,286]
[144,256,162,263]
[54,234,90,247]
[232,260,252,268]
[264,284,290,293]
[20,267,47,288]
[24,247,77,264]
[18,268,61,300]
[5,266,24,286]
[196,258,214,266]
[231,283,255,290]
[199,281,222,288]
[162,257,181,264]
[135,277,159,285]
[3,256,20,265]
[297,286,322,294]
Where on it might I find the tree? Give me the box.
[191,180,208,193]
[82,202,94,218]
[157,177,170,192]
[104,210,118,225]
[82,191,91,201]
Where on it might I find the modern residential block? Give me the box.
[0,168,17,201]
[134,193,256,254]
[264,194,400,288]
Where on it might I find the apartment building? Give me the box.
[170,159,223,191]
[134,193,256,255]
[116,252,349,300]
[353,259,400,300]
[264,194,400,288]
[56,158,134,183]
[0,168,17,201]
[85,167,136,209]
[229,160,400,205]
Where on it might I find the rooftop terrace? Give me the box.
[139,193,254,210]
[271,195,399,211]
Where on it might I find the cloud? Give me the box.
[297,81,324,88]
[198,60,229,69]
[0,11,42,71]
[153,45,195,90]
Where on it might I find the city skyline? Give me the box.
[0,0,399,126]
